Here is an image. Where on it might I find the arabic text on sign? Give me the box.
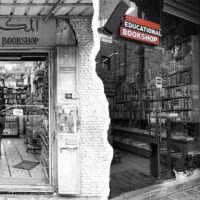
[0,18,37,32]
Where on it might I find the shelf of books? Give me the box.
[144,36,199,122]
[111,44,140,124]
[111,36,200,157]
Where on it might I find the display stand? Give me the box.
[3,116,19,137]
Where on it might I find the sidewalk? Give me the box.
[112,177,200,200]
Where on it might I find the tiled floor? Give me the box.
[0,138,48,185]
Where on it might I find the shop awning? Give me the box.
[163,0,200,25]
[0,0,93,21]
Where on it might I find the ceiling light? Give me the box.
[108,53,115,58]
[5,64,13,70]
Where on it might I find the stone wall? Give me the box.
[70,14,112,199]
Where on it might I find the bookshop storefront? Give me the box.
[97,0,200,198]
[0,8,111,199]
[0,17,79,194]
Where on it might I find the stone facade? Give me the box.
[0,17,112,200]
[69,10,112,200]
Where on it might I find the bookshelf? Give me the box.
[110,36,200,159]
[25,60,49,177]
[97,36,200,161]
[0,76,26,137]
[4,87,26,106]
[3,116,19,137]
[111,44,140,125]
[143,36,199,122]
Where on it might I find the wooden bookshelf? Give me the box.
[98,37,200,159]
[143,36,200,122]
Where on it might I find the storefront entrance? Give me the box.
[0,50,52,187]
[96,41,158,198]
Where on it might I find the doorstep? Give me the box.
[0,184,54,193]
[0,194,101,200]
[111,177,200,200]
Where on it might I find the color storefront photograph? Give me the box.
[97,0,200,199]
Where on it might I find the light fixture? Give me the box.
[108,52,119,58]
[5,64,13,70]
[108,53,115,58]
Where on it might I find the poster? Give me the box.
[57,105,77,134]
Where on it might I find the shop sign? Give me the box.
[16,79,24,87]
[156,77,162,88]
[13,109,23,116]
[0,17,56,47]
[120,15,161,45]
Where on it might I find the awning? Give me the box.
[163,0,200,25]
[0,0,93,21]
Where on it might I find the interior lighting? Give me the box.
[108,52,119,58]
[103,58,108,62]
[5,64,13,70]
[108,53,115,58]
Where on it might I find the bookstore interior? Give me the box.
[0,56,49,185]
[97,5,200,196]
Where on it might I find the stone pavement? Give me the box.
[1,178,200,200]
[111,177,200,200]
[158,185,200,200]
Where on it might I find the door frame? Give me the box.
[0,47,55,193]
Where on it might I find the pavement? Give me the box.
[159,186,200,200]
[0,178,200,200]
[111,177,200,200]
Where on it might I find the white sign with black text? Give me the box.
[156,77,162,88]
